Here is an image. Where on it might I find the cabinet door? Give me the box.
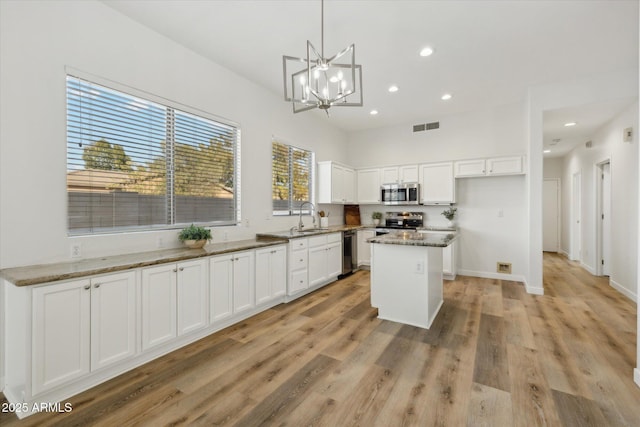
[210,255,233,323]
[331,164,345,203]
[420,162,455,204]
[255,248,271,304]
[454,159,486,177]
[141,264,177,351]
[442,245,452,275]
[399,165,419,182]
[32,279,91,395]
[342,167,356,203]
[233,251,255,314]
[357,230,375,265]
[487,156,523,175]
[326,242,343,279]
[177,259,208,336]
[308,245,328,287]
[357,168,381,204]
[381,167,399,184]
[91,271,137,371]
[271,246,287,298]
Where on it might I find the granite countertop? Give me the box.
[257,224,364,240]
[416,225,458,232]
[0,238,287,287]
[368,230,457,247]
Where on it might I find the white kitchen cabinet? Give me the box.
[255,245,287,305]
[210,251,255,317]
[232,251,255,314]
[419,162,455,204]
[317,161,356,204]
[32,271,137,395]
[442,241,457,280]
[142,259,208,350]
[454,159,486,177]
[356,168,381,204]
[381,165,419,184]
[357,229,375,266]
[288,238,309,295]
[454,156,524,178]
[487,156,523,175]
[209,255,233,323]
[308,234,342,287]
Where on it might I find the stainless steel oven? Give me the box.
[381,182,420,205]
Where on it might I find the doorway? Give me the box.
[571,172,582,261]
[543,179,560,252]
[596,160,611,276]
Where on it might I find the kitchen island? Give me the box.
[368,231,456,329]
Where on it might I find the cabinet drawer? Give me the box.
[291,250,308,270]
[290,269,308,292]
[290,238,308,250]
[308,235,328,248]
[326,232,341,244]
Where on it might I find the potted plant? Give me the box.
[372,211,383,226]
[178,224,212,249]
[441,207,457,227]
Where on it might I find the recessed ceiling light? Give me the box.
[370,110,378,115]
[388,85,399,93]
[564,122,577,127]
[543,149,551,153]
[441,93,452,100]
[419,47,434,57]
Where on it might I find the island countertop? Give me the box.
[368,230,457,247]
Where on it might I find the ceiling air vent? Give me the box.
[413,121,439,132]
[585,140,593,148]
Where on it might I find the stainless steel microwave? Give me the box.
[381,182,420,205]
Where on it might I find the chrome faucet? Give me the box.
[298,201,316,230]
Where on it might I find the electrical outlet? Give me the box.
[71,243,82,258]
[415,261,424,274]
[157,237,164,248]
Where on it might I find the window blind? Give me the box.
[67,75,239,234]
[272,141,313,215]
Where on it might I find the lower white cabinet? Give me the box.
[308,234,342,288]
[357,229,375,266]
[141,259,208,351]
[255,245,287,304]
[210,250,255,320]
[32,271,137,395]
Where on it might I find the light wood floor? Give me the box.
[2,252,639,426]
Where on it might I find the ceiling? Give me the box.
[103,0,638,151]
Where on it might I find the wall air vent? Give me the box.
[413,122,439,133]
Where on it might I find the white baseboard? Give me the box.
[560,249,570,258]
[580,261,596,275]
[635,368,640,389]
[457,269,526,283]
[609,279,637,303]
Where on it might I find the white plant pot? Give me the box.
[320,217,329,228]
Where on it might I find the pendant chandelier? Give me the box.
[282,0,363,114]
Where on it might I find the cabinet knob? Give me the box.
[179,267,184,271]
[300,258,303,262]
[84,284,90,290]
[489,170,493,173]
[94,283,100,288]
[173,268,178,272]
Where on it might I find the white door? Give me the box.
[177,259,208,335]
[32,279,91,394]
[210,255,233,323]
[571,172,582,261]
[601,163,611,276]
[141,264,177,350]
[233,251,255,314]
[91,271,137,370]
[543,179,560,252]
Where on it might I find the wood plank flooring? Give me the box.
[2,252,639,426]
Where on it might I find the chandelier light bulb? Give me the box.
[420,47,434,57]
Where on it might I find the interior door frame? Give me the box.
[543,178,561,252]
[571,171,582,261]
[595,158,611,276]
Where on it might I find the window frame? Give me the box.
[66,70,241,235]
[271,140,315,216]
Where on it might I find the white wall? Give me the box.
[543,157,563,180]
[0,0,347,269]
[561,102,638,301]
[348,103,528,281]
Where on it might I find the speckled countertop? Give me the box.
[0,238,287,287]
[256,224,364,240]
[368,230,457,247]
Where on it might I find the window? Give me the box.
[272,141,314,215]
[66,75,240,234]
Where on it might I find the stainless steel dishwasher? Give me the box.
[341,230,357,276]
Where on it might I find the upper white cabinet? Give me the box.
[318,161,356,204]
[381,165,419,184]
[455,156,524,178]
[356,168,381,204]
[32,271,137,395]
[419,162,455,204]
